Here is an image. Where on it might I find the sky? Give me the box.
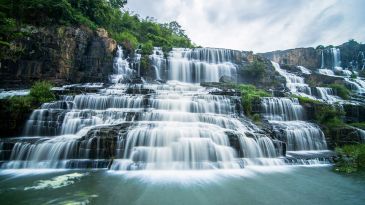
[125,0,365,52]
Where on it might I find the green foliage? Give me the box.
[292,95,322,104]
[112,31,139,50]
[235,84,271,116]
[7,95,33,118]
[242,60,266,79]
[350,73,357,79]
[141,41,154,55]
[29,81,56,104]
[0,0,193,59]
[140,55,150,73]
[335,144,365,173]
[350,122,365,130]
[328,84,351,100]
[314,104,345,126]
[5,81,56,129]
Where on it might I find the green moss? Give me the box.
[350,122,365,130]
[235,84,271,116]
[328,84,351,100]
[335,144,365,173]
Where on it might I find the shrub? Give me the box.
[335,144,365,173]
[235,84,271,116]
[242,60,266,79]
[29,81,56,104]
[292,95,322,104]
[314,104,345,126]
[140,40,154,55]
[329,84,351,100]
[113,31,139,50]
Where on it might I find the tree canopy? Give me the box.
[0,0,193,59]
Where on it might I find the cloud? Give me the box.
[125,0,365,52]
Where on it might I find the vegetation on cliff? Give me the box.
[0,0,193,60]
[0,81,55,136]
[335,144,365,173]
[235,84,271,117]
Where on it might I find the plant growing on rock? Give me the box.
[328,84,351,100]
[335,144,365,173]
[235,84,271,116]
[29,81,56,104]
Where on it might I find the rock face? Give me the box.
[0,26,117,88]
[259,47,321,69]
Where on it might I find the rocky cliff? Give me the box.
[259,47,321,69]
[0,26,117,88]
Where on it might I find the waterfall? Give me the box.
[1,47,290,170]
[167,48,237,83]
[315,87,341,101]
[261,97,327,152]
[272,62,312,97]
[321,50,325,68]
[331,48,341,69]
[109,46,135,83]
[150,47,165,80]
[270,121,327,151]
[298,66,311,75]
[261,97,305,121]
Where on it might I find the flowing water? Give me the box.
[0,167,364,205]
[0,47,363,204]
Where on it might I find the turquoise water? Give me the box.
[0,166,364,205]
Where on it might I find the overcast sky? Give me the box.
[125,0,365,52]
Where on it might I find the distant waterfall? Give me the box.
[331,48,341,69]
[167,48,238,83]
[321,50,325,69]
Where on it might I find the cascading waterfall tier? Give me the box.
[0,47,290,170]
[261,97,327,152]
[167,48,238,83]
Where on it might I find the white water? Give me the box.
[0,89,30,99]
[272,62,312,98]
[150,47,165,80]
[298,66,311,75]
[109,46,135,83]
[1,47,288,170]
[261,97,328,152]
[167,48,237,83]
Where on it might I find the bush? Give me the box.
[242,60,266,79]
[335,144,365,173]
[235,84,271,116]
[314,104,345,126]
[113,31,139,50]
[329,84,351,100]
[140,41,154,55]
[292,95,322,104]
[29,81,56,104]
